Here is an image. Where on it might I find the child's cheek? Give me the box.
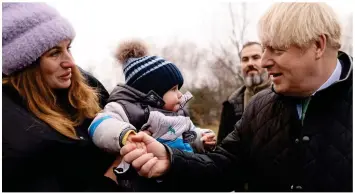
[173,103,180,112]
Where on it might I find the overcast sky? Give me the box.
[46,0,353,65]
[6,0,353,90]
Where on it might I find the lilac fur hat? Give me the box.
[2,2,76,75]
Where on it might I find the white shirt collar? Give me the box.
[313,59,342,95]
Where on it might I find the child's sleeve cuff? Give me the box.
[120,129,137,146]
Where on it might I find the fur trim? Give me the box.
[115,39,148,64]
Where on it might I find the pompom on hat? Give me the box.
[115,40,184,97]
[2,2,76,75]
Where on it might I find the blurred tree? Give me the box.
[341,14,353,56]
[151,3,251,131]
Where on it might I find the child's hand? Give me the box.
[116,131,152,175]
[126,133,147,151]
[201,131,217,150]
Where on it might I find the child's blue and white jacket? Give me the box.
[88,84,213,154]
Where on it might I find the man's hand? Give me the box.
[120,131,170,178]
